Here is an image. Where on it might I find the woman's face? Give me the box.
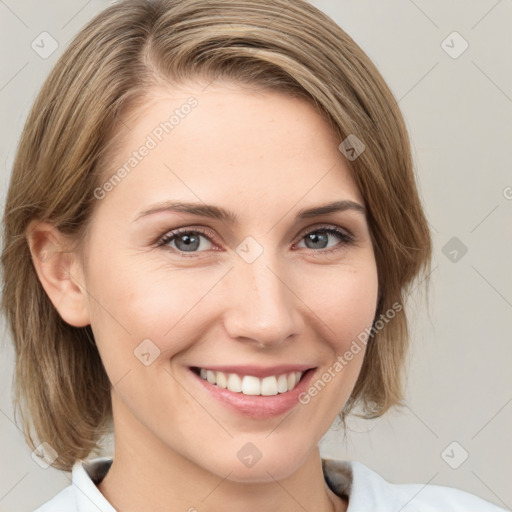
[78,80,379,482]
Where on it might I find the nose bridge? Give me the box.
[223,248,300,346]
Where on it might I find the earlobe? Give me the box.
[26,220,91,327]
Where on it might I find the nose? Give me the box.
[222,253,303,349]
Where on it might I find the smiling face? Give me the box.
[76,80,379,482]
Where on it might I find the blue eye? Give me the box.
[157,228,214,255]
[156,225,354,257]
[296,227,353,252]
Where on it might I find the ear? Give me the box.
[26,220,91,327]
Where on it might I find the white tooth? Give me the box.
[204,370,301,395]
[227,373,242,393]
[261,376,278,396]
[242,375,261,395]
[277,374,288,393]
[287,372,296,390]
[216,371,227,389]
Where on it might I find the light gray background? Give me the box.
[1,1,511,511]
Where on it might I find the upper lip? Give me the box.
[191,364,315,379]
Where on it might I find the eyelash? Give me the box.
[155,224,355,259]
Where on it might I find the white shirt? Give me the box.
[34,457,506,511]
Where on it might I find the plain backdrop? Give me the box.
[1,1,511,511]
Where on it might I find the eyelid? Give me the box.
[155,226,217,250]
[155,222,355,255]
[295,223,354,243]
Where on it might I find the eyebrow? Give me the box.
[133,199,366,223]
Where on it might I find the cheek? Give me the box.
[84,245,379,477]
[86,217,378,371]
[87,258,225,373]
[304,261,379,348]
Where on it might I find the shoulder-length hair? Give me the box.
[1,0,431,471]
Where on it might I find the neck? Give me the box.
[97,396,346,512]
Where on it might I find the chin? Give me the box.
[196,440,314,484]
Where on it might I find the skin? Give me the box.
[28,80,379,512]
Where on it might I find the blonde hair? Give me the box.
[1,0,431,471]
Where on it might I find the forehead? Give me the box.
[93,81,364,221]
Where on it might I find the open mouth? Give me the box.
[190,366,313,396]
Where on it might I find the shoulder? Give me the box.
[322,458,507,511]
[32,457,115,512]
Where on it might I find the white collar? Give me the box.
[71,457,116,512]
[68,457,357,511]
[57,456,503,511]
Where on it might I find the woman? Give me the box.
[1,0,505,510]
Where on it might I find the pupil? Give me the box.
[173,231,329,252]
[177,233,199,252]
[307,231,328,249]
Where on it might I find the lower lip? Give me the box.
[190,368,317,419]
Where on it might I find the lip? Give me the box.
[189,365,317,419]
